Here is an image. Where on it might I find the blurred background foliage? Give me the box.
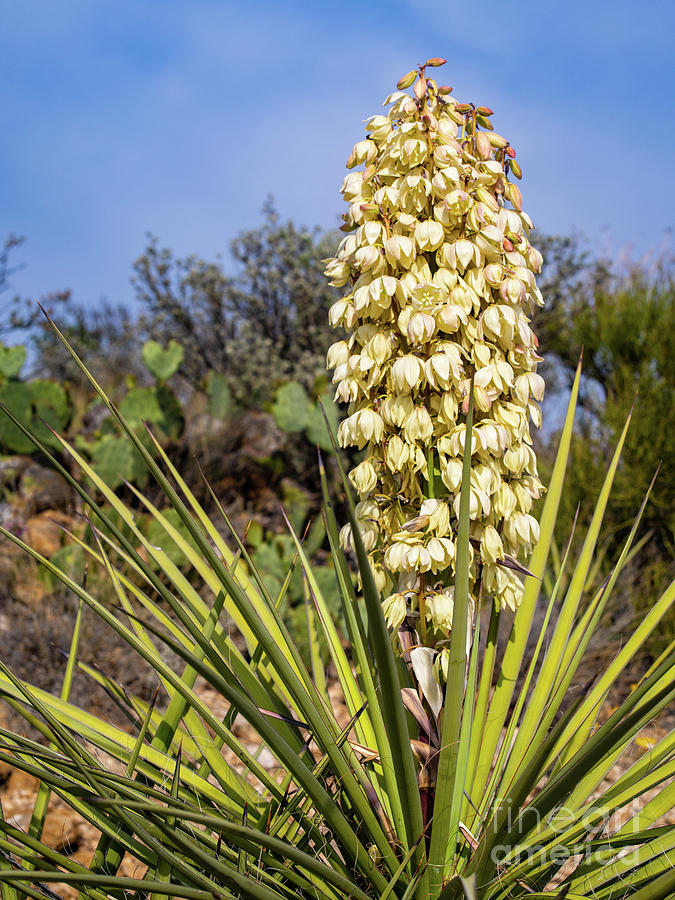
[534,234,674,649]
[0,205,673,683]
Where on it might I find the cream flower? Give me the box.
[325,60,545,634]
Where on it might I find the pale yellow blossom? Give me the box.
[326,60,545,637]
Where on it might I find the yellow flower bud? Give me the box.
[493,481,517,518]
[480,525,504,565]
[427,586,454,632]
[385,234,415,266]
[403,406,434,442]
[355,245,381,270]
[501,276,526,304]
[456,238,476,272]
[326,340,349,369]
[381,394,414,427]
[364,332,392,366]
[483,262,504,287]
[438,391,459,426]
[437,303,468,333]
[427,537,455,572]
[504,181,523,212]
[349,139,378,167]
[367,114,392,141]
[329,297,356,329]
[445,189,471,214]
[415,219,444,251]
[339,408,384,449]
[382,592,407,629]
[488,132,508,149]
[340,171,366,201]
[385,434,410,472]
[404,542,432,572]
[423,498,450,535]
[407,311,436,345]
[348,459,378,494]
[324,258,351,286]
[475,131,492,160]
[391,355,424,393]
[441,457,463,492]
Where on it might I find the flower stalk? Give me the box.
[326,60,545,666]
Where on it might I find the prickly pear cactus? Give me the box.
[29,380,71,448]
[271,381,342,452]
[206,371,233,420]
[0,344,27,379]
[118,385,184,441]
[90,434,147,490]
[0,381,33,453]
[142,340,184,381]
[271,382,311,434]
[305,388,341,452]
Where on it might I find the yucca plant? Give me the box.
[1,61,674,900]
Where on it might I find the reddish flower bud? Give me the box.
[425,57,447,67]
[506,146,516,158]
[475,131,492,160]
[477,106,493,116]
[413,77,427,100]
[437,85,453,94]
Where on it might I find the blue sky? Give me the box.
[2,0,674,314]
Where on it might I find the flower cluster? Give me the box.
[326,60,544,640]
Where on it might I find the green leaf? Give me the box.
[328,428,428,894]
[119,385,165,422]
[428,386,474,891]
[155,384,184,438]
[467,360,582,820]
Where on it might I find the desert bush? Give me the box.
[536,257,674,652]
[132,199,341,405]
